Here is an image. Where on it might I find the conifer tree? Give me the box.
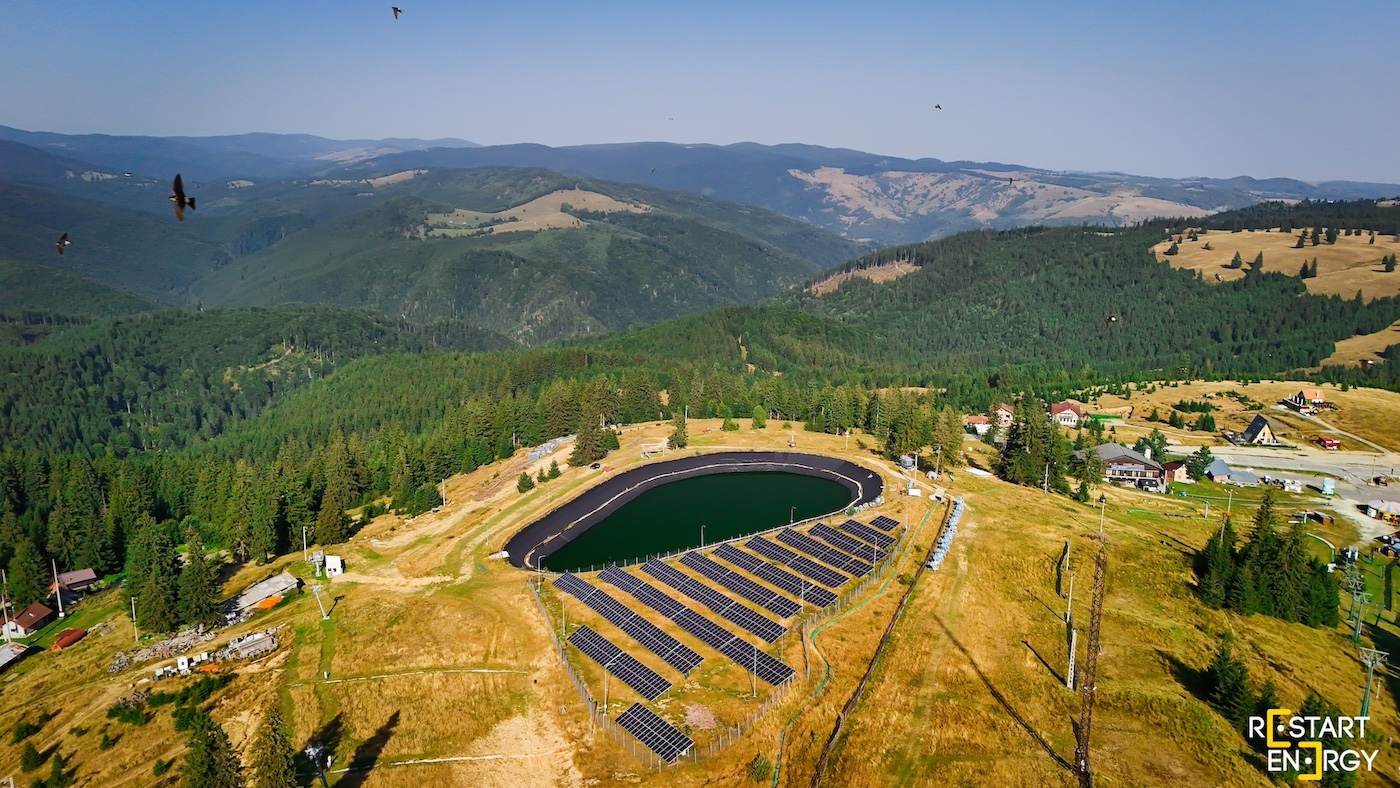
[7,535,48,606]
[137,524,181,633]
[1185,445,1214,480]
[1294,234,1306,249]
[547,460,561,480]
[751,405,767,429]
[1207,638,1253,730]
[668,410,688,449]
[516,472,535,493]
[1198,517,1237,608]
[1229,251,1243,269]
[568,412,605,466]
[182,710,244,788]
[177,529,220,628]
[249,704,297,788]
[721,405,739,432]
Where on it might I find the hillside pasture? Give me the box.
[1153,227,1399,300]
[426,188,651,238]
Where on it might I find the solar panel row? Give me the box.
[840,518,897,549]
[600,566,795,685]
[713,543,837,608]
[616,703,694,764]
[567,625,671,701]
[776,528,872,576]
[642,561,786,643]
[680,551,802,618]
[747,536,848,588]
[870,514,901,532]
[811,522,885,562]
[553,574,702,674]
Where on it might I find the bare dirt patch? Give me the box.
[808,259,919,295]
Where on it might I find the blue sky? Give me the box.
[4,1,1398,181]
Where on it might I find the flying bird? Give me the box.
[933,104,942,110]
[392,6,402,19]
[55,232,71,255]
[123,171,133,177]
[169,174,196,222]
[650,167,656,173]
[1008,177,1014,185]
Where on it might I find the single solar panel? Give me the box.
[747,536,848,588]
[680,551,801,618]
[777,528,872,576]
[713,543,837,608]
[567,625,671,701]
[720,638,796,686]
[869,514,901,532]
[840,519,897,549]
[811,522,885,562]
[552,573,702,674]
[643,561,787,643]
[616,703,694,764]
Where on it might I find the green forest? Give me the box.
[3,199,1400,634]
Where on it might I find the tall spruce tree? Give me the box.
[182,710,244,788]
[668,410,688,449]
[249,704,297,788]
[569,412,605,466]
[1206,638,1253,730]
[177,529,220,628]
[7,535,48,606]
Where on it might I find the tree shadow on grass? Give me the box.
[339,711,400,787]
[297,712,343,785]
[934,615,1073,773]
[1159,649,1213,704]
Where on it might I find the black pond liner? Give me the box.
[504,451,883,570]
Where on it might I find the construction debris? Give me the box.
[108,626,215,674]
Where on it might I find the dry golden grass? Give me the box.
[5,418,1397,785]
[807,259,919,295]
[1153,227,1400,300]
[822,472,1399,786]
[426,188,650,237]
[1321,318,1400,368]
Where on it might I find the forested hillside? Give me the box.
[0,306,507,456]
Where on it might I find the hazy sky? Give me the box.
[5,1,1398,182]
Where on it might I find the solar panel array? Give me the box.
[600,566,795,685]
[680,551,801,618]
[553,573,702,674]
[567,625,671,701]
[713,543,836,608]
[642,561,786,643]
[811,522,885,562]
[747,536,848,588]
[616,703,693,764]
[840,519,897,549]
[776,528,872,576]
[870,514,901,532]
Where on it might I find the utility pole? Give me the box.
[700,524,706,549]
[131,596,139,643]
[310,585,330,621]
[1359,647,1389,718]
[1,569,11,644]
[1074,517,1109,788]
[50,559,65,618]
[302,525,309,563]
[1066,626,1078,691]
[1043,462,1050,493]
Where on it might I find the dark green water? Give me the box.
[541,471,852,571]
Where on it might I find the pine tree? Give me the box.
[1250,252,1264,272]
[1206,638,1253,730]
[1198,518,1237,608]
[7,535,48,606]
[137,525,181,633]
[1229,251,1243,269]
[668,410,688,449]
[315,451,353,547]
[1185,445,1214,480]
[536,468,548,484]
[601,428,620,451]
[182,710,244,788]
[516,472,535,493]
[177,529,220,628]
[568,413,605,467]
[751,405,767,429]
[721,405,739,432]
[1293,234,1306,249]
[1325,226,1338,244]
[1164,242,1179,256]
[547,460,561,480]
[249,704,297,788]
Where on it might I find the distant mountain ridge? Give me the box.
[352,141,1400,244]
[0,125,479,180]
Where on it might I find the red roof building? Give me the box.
[5,601,55,638]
